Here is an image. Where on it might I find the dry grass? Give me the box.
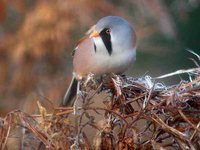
[0,1,199,149]
[0,0,179,111]
[1,65,200,149]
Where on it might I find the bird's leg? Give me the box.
[73,81,81,115]
[84,72,95,87]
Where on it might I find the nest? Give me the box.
[1,58,200,149]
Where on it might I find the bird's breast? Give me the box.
[73,37,136,79]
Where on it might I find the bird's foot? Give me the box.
[73,89,87,115]
[73,102,78,115]
[73,90,82,115]
[84,73,95,87]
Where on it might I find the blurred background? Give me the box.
[0,0,199,116]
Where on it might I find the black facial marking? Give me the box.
[99,28,112,55]
[93,42,97,52]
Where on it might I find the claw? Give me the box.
[84,73,95,86]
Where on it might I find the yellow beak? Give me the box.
[89,31,100,38]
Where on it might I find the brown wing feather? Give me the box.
[72,35,89,56]
[73,37,96,77]
[72,25,96,56]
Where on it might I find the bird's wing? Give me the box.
[72,25,96,57]
[72,35,89,56]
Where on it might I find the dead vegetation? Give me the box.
[1,64,200,149]
[0,1,199,149]
[0,0,182,112]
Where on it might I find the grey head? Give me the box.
[94,16,136,55]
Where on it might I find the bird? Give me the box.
[62,16,137,106]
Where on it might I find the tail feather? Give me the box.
[62,75,78,106]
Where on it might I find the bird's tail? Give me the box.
[62,75,78,106]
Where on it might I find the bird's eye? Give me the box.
[106,28,111,34]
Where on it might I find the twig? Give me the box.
[155,68,200,79]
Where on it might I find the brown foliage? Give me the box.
[0,0,182,113]
[1,68,200,149]
[0,2,199,148]
[0,0,128,112]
